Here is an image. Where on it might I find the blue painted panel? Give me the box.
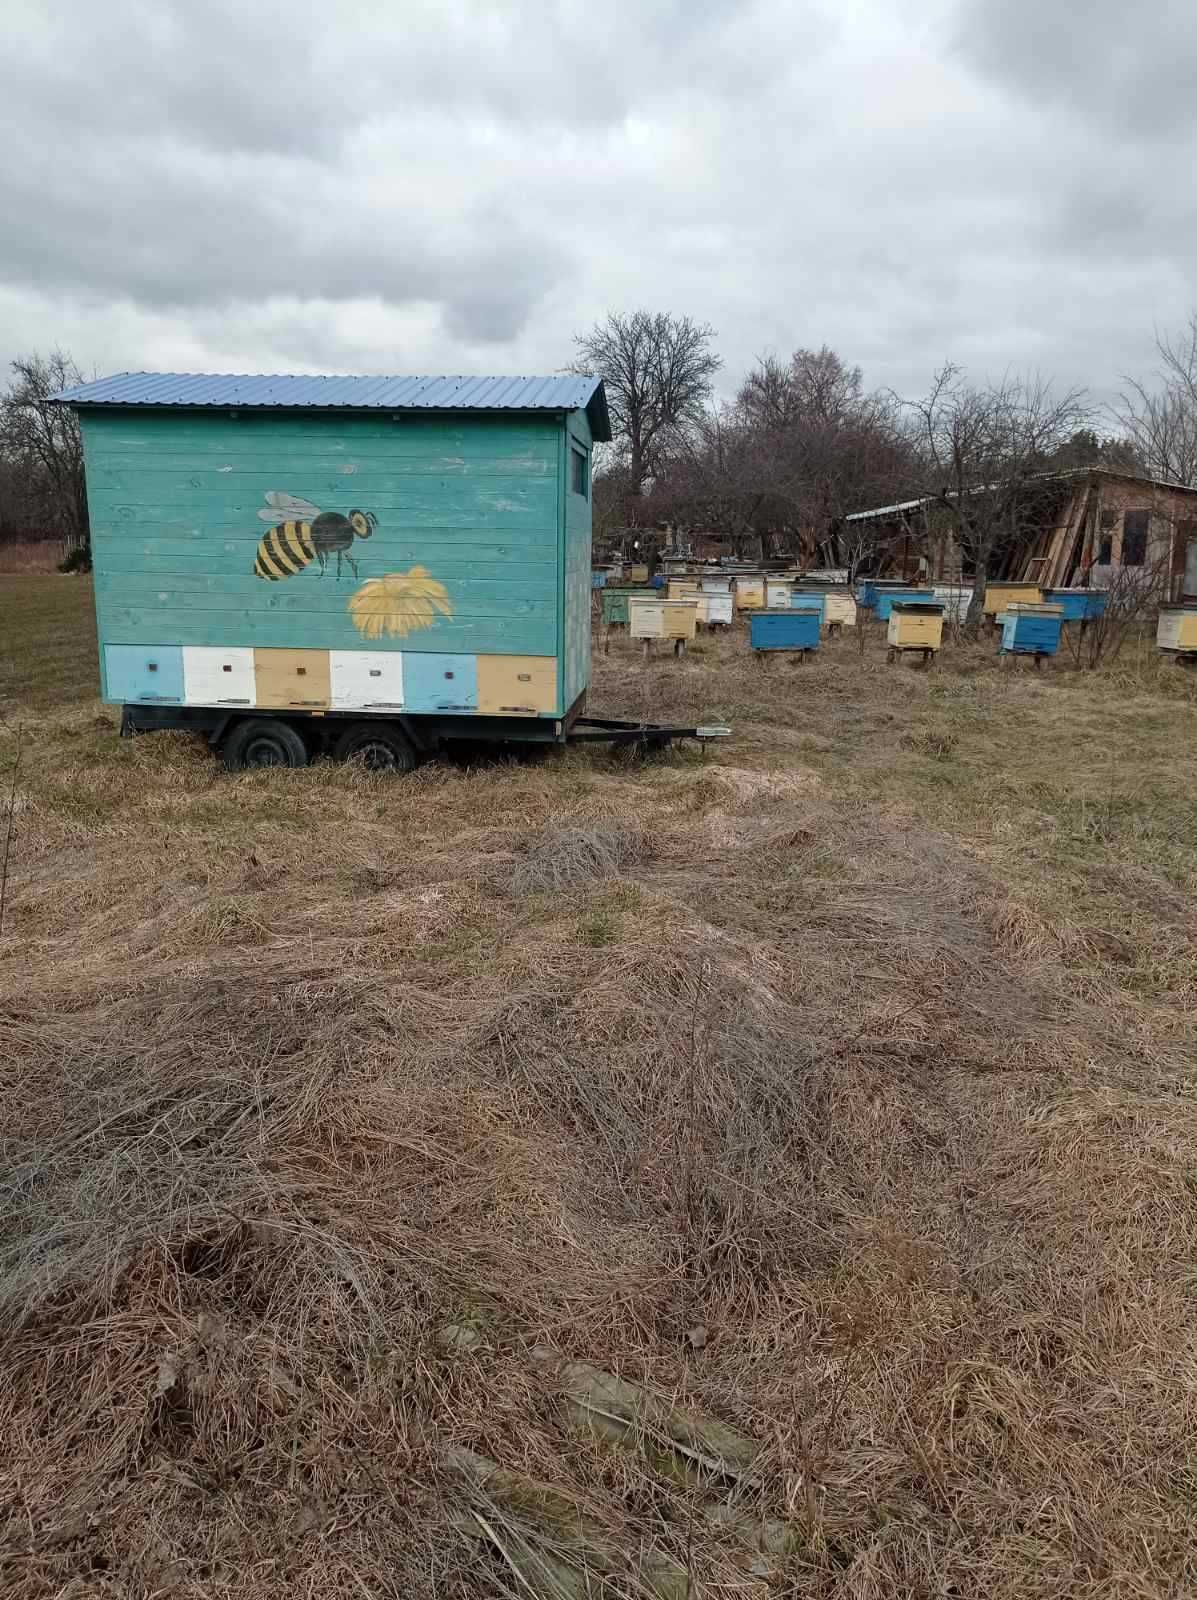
[1000,612,1063,654]
[592,570,607,589]
[402,652,478,711]
[875,589,934,621]
[104,644,185,704]
[789,595,825,618]
[750,610,821,651]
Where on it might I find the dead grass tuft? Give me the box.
[509,818,652,894]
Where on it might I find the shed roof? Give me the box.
[50,371,612,442]
[845,465,1197,522]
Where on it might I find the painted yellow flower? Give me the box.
[348,567,453,640]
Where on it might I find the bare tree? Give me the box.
[737,346,864,431]
[570,311,720,508]
[0,350,89,556]
[903,364,1090,624]
[1115,314,1197,487]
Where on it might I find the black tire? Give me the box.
[332,722,417,774]
[223,718,308,772]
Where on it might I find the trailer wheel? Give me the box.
[223,718,308,772]
[332,723,417,773]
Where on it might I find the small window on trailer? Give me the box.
[1122,509,1149,566]
[571,445,588,498]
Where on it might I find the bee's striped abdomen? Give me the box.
[253,520,316,580]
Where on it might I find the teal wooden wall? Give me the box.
[81,410,566,681]
[563,409,593,708]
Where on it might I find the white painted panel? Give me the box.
[183,646,256,707]
[766,581,792,608]
[329,650,405,710]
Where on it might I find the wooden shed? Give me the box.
[59,372,611,728]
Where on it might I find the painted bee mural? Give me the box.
[253,492,377,581]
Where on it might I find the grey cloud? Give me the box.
[0,0,1192,407]
[955,0,1197,139]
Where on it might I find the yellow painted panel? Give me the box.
[888,612,943,648]
[735,577,765,610]
[984,583,1042,616]
[667,580,701,599]
[628,564,649,582]
[823,594,857,626]
[476,654,558,716]
[253,648,331,708]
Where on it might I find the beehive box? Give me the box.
[823,591,857,628]
[628,563,650,583]
[591,569,608,590]
[1042,587,1107,623]
[667,579,702,601]
[887,602,945,651]
[628,597,698,641]
[875,588,934,621]
[788,593,825,621]
[1156,607,1197,653]
[765,578,793,609]
[1000,602,1064,655]
[601,586,657,626]
[749,608,821,652]
[984,582,1042,617]
[700,574,733,595]
[696,592,733,627]
[734,575,766,610]
[932,585,970,623]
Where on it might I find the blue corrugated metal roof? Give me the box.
[50,370,611,441]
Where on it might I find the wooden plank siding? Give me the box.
[81,408,576,716]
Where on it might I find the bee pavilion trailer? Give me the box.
[53,372,728,768]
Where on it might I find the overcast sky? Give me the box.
[3,0,1194,404]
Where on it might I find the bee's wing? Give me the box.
[259,491,320,524]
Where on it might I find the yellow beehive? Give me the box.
[823,592,857,628]
[1157,607,1197,652]
[983,582,1042,616]
[887,605,944,650]
[628,598,698,641]
[628,563,649,583]
[667,579,702,601]
[734,575,765,610]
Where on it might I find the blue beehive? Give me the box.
[875,588,934,621]
[592,569,608,590]
[1042,587,1106,623]
[750,608,821,653]
[788,593,825,621]
[1000,603,1064,656]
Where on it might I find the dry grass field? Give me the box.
[0,541,67,576]
[2,576,1197,1598]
